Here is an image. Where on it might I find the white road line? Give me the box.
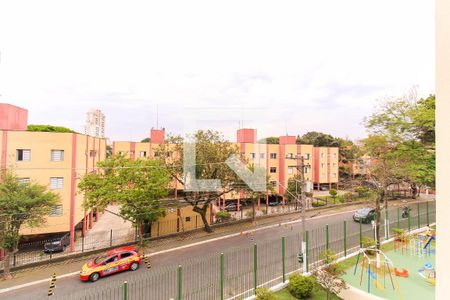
[0,271,79,294]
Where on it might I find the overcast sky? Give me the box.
[0,1,434,142]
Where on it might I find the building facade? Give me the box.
[0,104,106,251]
[84,109,105,138]
[113,128,339,207]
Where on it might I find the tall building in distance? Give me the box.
[84,109,105,138]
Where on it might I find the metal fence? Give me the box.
[42,201,435,300]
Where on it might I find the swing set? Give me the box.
[353,247,404,300]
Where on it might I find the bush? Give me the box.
[362,236,376,255]
[329,189,338,198]
[320,249,344,275]
[343,192,355,201]
[245,210,254,218]
[215,210,231,220]
[305,192,313,198]
[355,186,369,197]
[288,273,316,299]
[312,200,326,207]
[255,288,275,300]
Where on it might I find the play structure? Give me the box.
[418,263,436,286]
[409,230,436,258]
[353,248,403,299]
[393,233,409,254]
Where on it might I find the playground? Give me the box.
[340,228,436,300]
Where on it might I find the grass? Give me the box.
[273,287,342,300]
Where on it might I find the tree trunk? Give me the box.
[411,184,418,199]
[193,204,212,233]
[2,250,13,279]
[252,199,256,222]
[375,191,383,250]
[137,221,144,246]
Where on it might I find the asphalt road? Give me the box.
[2,200,435,300]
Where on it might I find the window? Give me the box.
[333,173,337,178]
[140,151,147,157]
[321,173,325,178]
[185,216,191,222]
[17,178,30,184]
[260,153,265,159]
[304,167,308,174]
[270,180,277,188]
[333,153,337,158]
[333,163,337,167]
[321,153,324,158]
[120,252,133,259]
[250,153,256,159]
[50,205,63,216]
[50,177,64,189]
[305,153,310,160]
[51,150,64,161]
[16,149,31,161]
[104,256,119,264]
[321,163,325,168]
[286,153,294,159]
[270,167,277,173]
[288,167,294,174]
[270,153,277,159]
[89,150,97,157]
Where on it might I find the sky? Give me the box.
[0,0,434,143]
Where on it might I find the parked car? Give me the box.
[224,203,241,211]
[80,246,142,282]
[352,207,376,223]
[320,186,328,191]
[268,201,281,206]
[44,233,70,253]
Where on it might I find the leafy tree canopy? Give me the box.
[78,155,171,244]
[258,137,279,144]
[0,173,60,278]
[27,124,74,133]
[141,137,151,143]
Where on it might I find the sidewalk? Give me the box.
[0,197,432,290]
[73,205,133,252]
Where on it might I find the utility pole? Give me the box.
[288,153,310,273]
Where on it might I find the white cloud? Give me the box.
[0,0,434,142]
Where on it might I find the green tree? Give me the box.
[0,173,60,279]
[258,137,279,144]
[296,132,340,147]
[78,155,171,245]
[364,91,436,193]
[141,137,151,143]
[27,124,74,133]
[329,188,337,201]
[106,145,113,158]
[360,135,403,249]
[284,174,302,203]
[235,164,272,221]
[157,130,264,232]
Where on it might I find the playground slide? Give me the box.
[423,236,435,249]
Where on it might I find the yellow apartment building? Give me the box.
[113,128,339,209]
[0,103,106,251]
